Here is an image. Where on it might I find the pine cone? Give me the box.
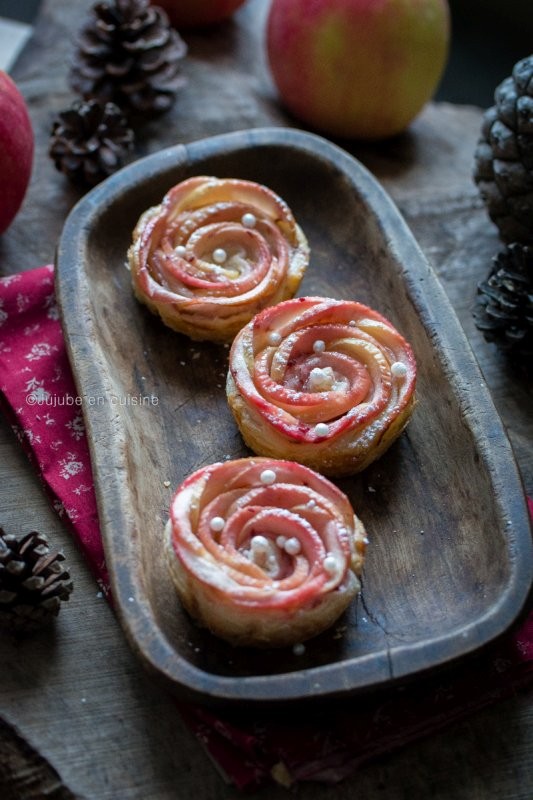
[69,0,187,118]
[0,528,73,632]
[473,55,533,245]
[473,243,533,363]
[49,99,134,186]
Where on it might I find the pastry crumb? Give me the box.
[333,625,347,639]
[271,761,293,788]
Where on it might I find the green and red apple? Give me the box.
[152,0,247,28]
[0,71,33,234]
[267,0,450,140]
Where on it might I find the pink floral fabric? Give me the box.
[0,265,532,789]
[0,265,108,595]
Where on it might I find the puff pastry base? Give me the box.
[165,457,367,648]
[128,176,309,342]
[227,297,417,476]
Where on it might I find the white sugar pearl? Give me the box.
[306,499,316,509]
[313,339,326,353]
[314,422,329,437]
[209,516,225,532]
[323,555,338,574]
[284,537,301,555]
[175,245,187,256]
[307,367,335,392]
[391,361,408,379]
[212,248,227,264]
[251,535,270,552]
[260,468,276,485]
[241,212,257,228]
[276,535,287,548]
[268,331,282,346]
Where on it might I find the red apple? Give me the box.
[0,71,33,234]
[151,0,247,29]
[267,0,450,140]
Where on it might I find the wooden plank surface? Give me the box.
[0,0,532,798]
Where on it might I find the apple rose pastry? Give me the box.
[227,297,417,476]
[165,457,367,648]
[128,176,309,342]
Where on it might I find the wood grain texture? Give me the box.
[0,0,532,797]
[56,128,531,704]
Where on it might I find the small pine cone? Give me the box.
[0,528,73,632]
[473,243,533,363]
[69,0,187,118]
[473,55,533,244]
[49,99,134,186]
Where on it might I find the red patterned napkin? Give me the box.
[0,266,108,593]
[1,265,532,789]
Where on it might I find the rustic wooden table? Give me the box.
[1,1,532,798]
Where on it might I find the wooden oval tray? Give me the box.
[56,128,532,705]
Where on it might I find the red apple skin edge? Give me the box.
[0,71,34,234]
[266,0,450,140]
[152,0,247,29]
